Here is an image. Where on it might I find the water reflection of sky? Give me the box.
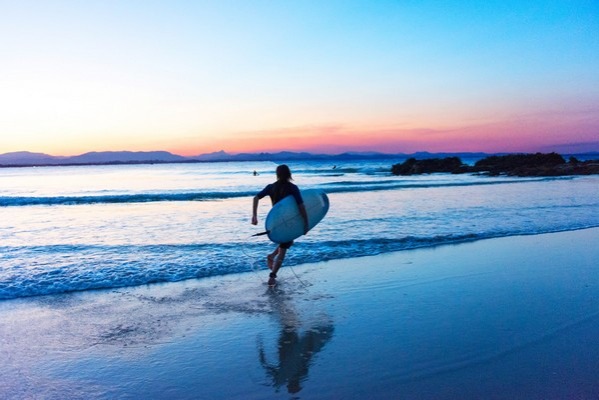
[258,288,334,394]
[0,275,336,398]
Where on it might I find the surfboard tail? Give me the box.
[251,231,270,237]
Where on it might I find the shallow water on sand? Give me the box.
[1,229,598,399]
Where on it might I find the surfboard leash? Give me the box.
[247,225,314,289]
[248,234,311,289]
[236,230,268,284]
[288,263,310,288]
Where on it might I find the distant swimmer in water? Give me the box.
[252,165,308,286]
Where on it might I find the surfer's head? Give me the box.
[276,164,292,181]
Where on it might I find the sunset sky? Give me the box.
[1,0,598,156]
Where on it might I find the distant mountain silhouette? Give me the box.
[1,149,597,167]
[190,150,494,162]
[68,151,186,163]
[192,150,231,161]
[0,151,64,165]
[0,151,185,166]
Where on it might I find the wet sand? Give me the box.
[1,228,598,399]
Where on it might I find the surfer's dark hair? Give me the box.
[276,164,292,181]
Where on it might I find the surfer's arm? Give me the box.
[252,184,272,225]
[252,195,260,225]
[290,186,309,234]
[299,203,309,234]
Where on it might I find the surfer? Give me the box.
[252,164,309,286]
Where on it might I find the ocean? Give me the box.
[1,159,598,300]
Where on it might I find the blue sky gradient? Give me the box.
[1,0,598,155]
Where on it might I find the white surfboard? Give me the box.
[265,189,329,244]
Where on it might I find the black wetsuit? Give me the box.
[256,181,304,248]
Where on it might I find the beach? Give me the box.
[3,1,599,397]
[2,227,598,399]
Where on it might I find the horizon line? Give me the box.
[3,147,599,159]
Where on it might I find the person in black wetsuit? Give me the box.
[252,164,309,286]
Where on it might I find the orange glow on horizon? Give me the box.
[5,110,598,157]
[168,112,599,156]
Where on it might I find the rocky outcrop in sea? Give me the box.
[392,153,599,176]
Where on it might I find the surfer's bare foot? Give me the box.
[267,255,274,270]
[268,273,276,286]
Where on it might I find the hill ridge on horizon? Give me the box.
[1,149,598,167]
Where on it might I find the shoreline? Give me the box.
[2,225,598,302]
[1,228,598,399]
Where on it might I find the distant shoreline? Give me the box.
[1,150,598,169]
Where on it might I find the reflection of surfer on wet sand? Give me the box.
[258,290,334,394]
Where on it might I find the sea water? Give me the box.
[1,159,598,300]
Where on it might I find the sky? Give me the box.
[1,0,598,156]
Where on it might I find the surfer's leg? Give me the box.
[271,247,287,277]
[268,246,288,286]
[268,242,292,286]
[267,247,279,270]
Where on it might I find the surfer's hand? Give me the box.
[251,215,258,225]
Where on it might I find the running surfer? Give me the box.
[252,164,309,286]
